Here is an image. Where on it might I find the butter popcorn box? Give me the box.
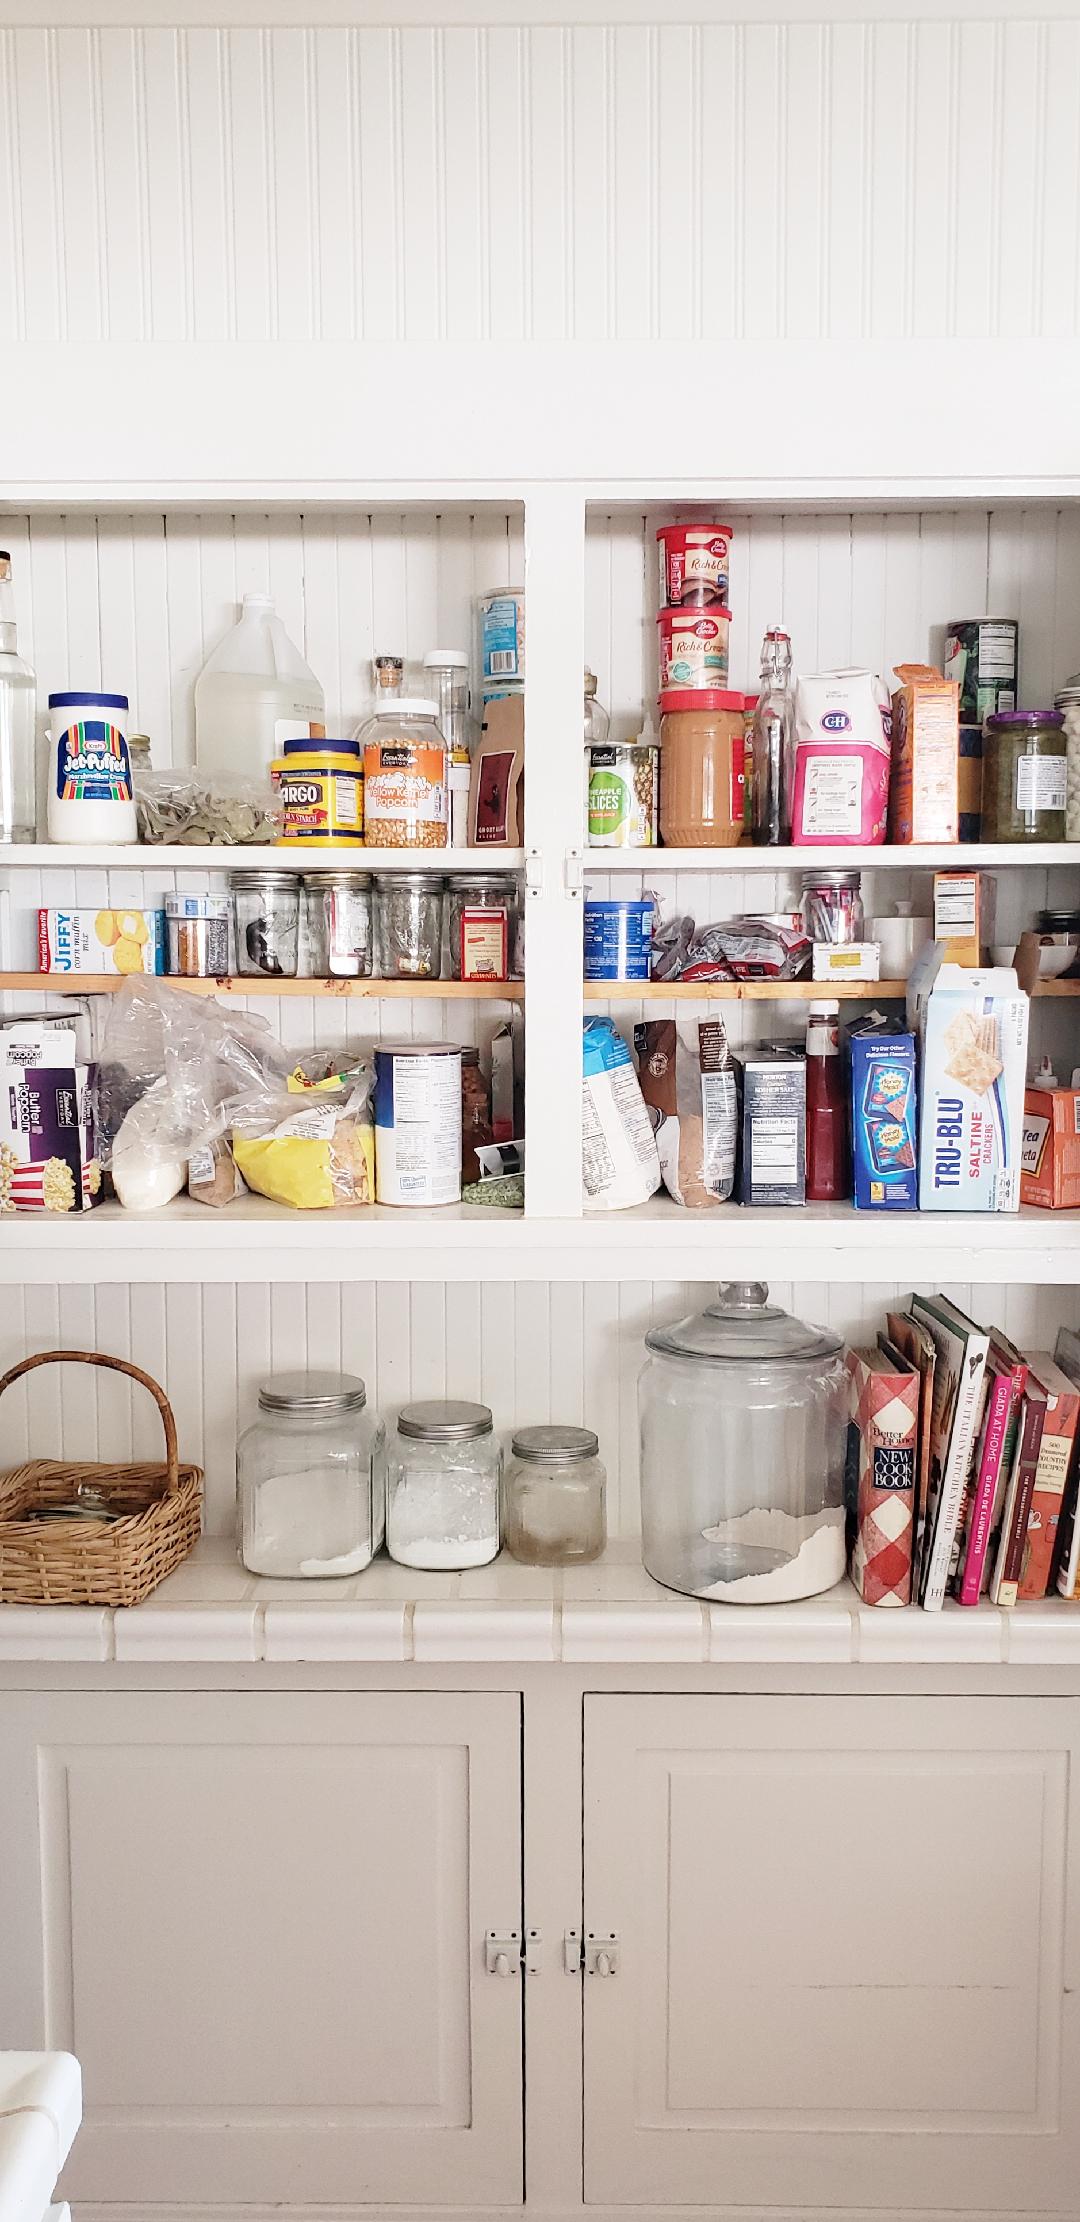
[910,954,1029,1213]
[38,905,165,975]
[0,1023,97,1213]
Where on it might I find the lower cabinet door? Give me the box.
[584,1693,1080,2215]
[0,1691,523,2209]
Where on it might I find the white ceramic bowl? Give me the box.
[994,939,1075,977]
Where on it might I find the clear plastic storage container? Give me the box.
[237,1370,385,1578]
[383,1399,502,1569]
[504,1426,606,1564]
[638,1282,848,1603]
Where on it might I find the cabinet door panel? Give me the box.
[0,1691,522,2207]
[584,1694,1080,2214]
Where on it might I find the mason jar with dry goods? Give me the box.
[303,869,372,978]
[445,871,513,980]
[504,1425,606,1565]
[373,869,445,979]
[383,1399,502,1569]
[231,868,301,978]
[237,1369,385,1579]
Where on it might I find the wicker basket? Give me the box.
[0,1351,203,1607]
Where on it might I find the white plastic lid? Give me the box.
[375,696,439,719]
[423,649,469,669]
[808,999,840,1016]
[241,591,275,610]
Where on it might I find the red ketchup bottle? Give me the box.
[805,1000,848,1202]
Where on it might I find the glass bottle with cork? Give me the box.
[750,628,795,847]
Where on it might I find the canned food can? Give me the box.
[944,618,1019,726]
[657,606,732,691]
[374,1043,463,1207]
[583,898,654,980]
[587,743,659,846]
[656,523,733,609]
[480,588,525,683]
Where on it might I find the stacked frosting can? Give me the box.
[656,523,746,847]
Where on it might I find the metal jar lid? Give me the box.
[376,869,447,889]
[511,1424,599,1464]
[397,1398,493,1440]
[1038,908,1080,931]
[446,872,513,892]
[231,869,299,891]
[800,868,862,890]
[302,869,372,891]
[258,1369,367,1414]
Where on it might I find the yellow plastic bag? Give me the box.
[231,1074,374,1209]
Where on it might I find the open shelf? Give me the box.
[0,845,525,873]
[4,974,523,1000]
[594,845,1080,873]
[4,1193,1079,1287]
[586,978,1080,1002]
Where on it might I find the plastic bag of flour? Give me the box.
[791,668,892,845]
[582,1018,661,1211]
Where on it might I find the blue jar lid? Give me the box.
[281,736,359,756]
[48,691,129,711]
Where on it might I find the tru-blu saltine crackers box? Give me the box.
[910,955,1030,1213]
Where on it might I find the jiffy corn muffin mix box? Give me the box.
[910,956,1029,1213]
[38,906,165,975]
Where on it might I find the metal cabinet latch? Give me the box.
[525,850,544,898]
[485,1928,542,1976]
[564,1929,620,1976]
[564,848,584,898]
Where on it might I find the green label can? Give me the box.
[587,743,659,847]
[944,618,1018,725]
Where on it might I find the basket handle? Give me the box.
[0,1351,181,1496]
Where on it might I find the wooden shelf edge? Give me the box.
[585,978,1078,1001]
[0,974,524,1000]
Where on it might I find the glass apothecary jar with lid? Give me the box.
[383,1399,502,1569]
[638,1282,848,1603]
[237,1370,385,1578]
[504,1426,606,1565]
[374,870,445,979]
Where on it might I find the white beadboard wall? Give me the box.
[3,1279,1079,1539]
[0,507,523,759]
[1,18,1079,343]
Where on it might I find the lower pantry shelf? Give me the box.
[0,973,523,999]
[3,1192,1080,1284]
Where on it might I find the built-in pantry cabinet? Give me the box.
[3,1658,1080,2222]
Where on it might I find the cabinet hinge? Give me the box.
[485,1928,542,1976]
[564,1928,620,1976]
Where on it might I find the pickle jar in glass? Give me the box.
[982,710,1067,842]
[303,869,372,978]
[445,872,512,981]
[383,1399,502,1569]
[374,869,445,979]
[237,1370,385,1578]
[504,1425,606,1565]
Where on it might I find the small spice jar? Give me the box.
[373,869,445,979]
[504,1426,606,1566]
[165,891,232,977]
[445,872,512,980]
[982,710,1068,842]
[237,1370,386,1579]
[383,1399,502,1570]
[357,698,448,849]
[799,869,865,946]
[303,870,372,978]
[659,689,745,848]
[231,868,301,977]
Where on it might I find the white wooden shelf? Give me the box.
[0,845,525,873]
[4,1194,1079,1286]
[594,844,1080,873]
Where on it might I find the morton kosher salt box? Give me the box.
[909,953,1029,1212]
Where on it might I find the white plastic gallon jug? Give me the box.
[194,593,326,784]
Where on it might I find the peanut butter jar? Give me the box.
[659,688,746,848]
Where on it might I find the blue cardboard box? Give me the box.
[848,1018,918,1210]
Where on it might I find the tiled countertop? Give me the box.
[1,1538,1080,1666]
